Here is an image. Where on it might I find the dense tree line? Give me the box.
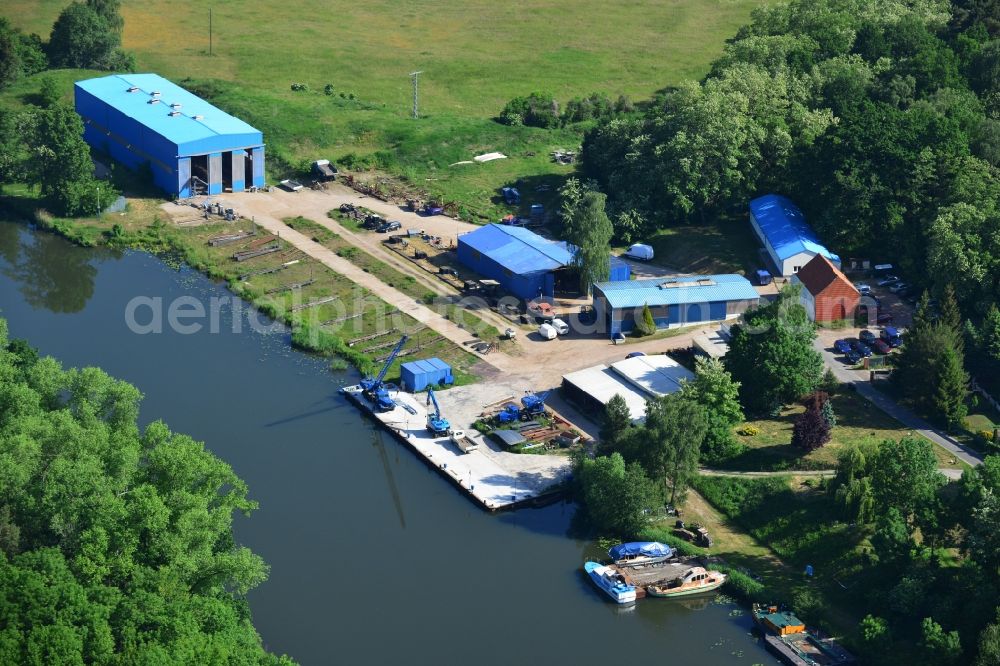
[829,437,1000,665]
[578,356,745,534]
[0,101,116,216]
[0,0,133,93]
[0,319,292,664]
[582,0,1000,317]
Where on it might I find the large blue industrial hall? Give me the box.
[74,73,265,198]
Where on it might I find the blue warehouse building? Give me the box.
[748,194,840,277]
[74,73,265,198]
[456,224,630,300]
[593,274,759,337]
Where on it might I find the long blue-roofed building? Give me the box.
[748,194,839,276]
[457,224,629,300]
[74,73,265,197]
[592,274,759,337]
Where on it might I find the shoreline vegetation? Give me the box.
[0,318,296,664]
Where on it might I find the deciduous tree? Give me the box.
[598,393,632,456]
[643,393,708,505]
[725,286,823,414]
[574,452,656,537]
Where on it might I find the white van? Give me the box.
[538,323,558,340]
[624,243,654,261]
[551,318,570,335]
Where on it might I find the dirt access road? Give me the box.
[164,187,720,388]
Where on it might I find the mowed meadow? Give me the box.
[3,0,764,216]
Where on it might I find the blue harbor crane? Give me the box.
[360,335,409,412]
[425,388,451,436]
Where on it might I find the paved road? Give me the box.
[700,467,964,480]
[814,338,983,468]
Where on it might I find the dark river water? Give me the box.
[0,219,777,665]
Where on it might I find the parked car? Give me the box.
[550,318,570,335]
[854,283,872,295]
[626,351,647,359]
[878,275,899,287]
[438,266,458,277]
[623,243,654,261]
[881,326,903,347]
[537,323,558,340]
[877,313,895,325]
[834,339,853,354]
[845,349,862,364]
[859,329,877,345]
[851,340,873,357]
[889,282,909,294]
[873,339,892,354]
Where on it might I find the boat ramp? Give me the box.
[342,385,569,511]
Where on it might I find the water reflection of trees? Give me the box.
[0,222,116,314]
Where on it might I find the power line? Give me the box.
[409,71,422,119]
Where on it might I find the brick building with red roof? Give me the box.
[791,254,860,322]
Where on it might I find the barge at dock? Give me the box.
[752,604,856,666]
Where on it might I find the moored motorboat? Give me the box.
[608,541,675,568]
[584,561,637,604]
[645,566,727,598]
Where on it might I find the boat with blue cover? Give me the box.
[608,541,674,568]
[584,561,637,604]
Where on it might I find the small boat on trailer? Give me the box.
[645,566,726,598]
[608,541,675,568]
[584,561,636,604]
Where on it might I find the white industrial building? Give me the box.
[561,354,695,424]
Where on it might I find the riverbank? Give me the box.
[0,221,779,665]
[0,191,484,385]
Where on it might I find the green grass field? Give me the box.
[3,0,765,217]
[722,389,970,472]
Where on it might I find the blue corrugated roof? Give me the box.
[749,194,839,263]
[458,224,574,273]
[75,73,262,150]
[595,274,759,310]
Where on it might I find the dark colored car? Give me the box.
[878,275,899,287]
[845,349,862,364]
[872,339,892,354]
[859,329,877,345]
[876,313,894,325]
[626,352,646,359]
[851,340,873,357]
[834,339,852,354]
[881,326,903,347]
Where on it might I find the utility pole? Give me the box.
[209,8,213,56]
[96,185,100,217]
[409,71,422,119]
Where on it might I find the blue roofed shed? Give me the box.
[400,358,454,392]
[457,224,629,299]
[593,275,759,337]
[74,73,265,197]
[457,224,576,299]
[748,194,840,276]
